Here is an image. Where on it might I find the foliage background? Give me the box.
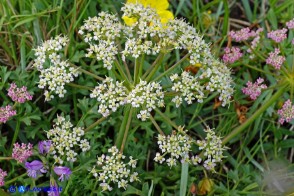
[0,0,294,195]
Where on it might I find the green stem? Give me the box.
[0,157,13,160]
[67,83,93,90]
[114,59,132,89]
[10,119,21,153]
[120,108,133,153]
[70,63,104,81]
[134,57,140,84]
[123,60,132,81]
[155,108,178,129]
[115,106,132,151]
[149,115,165,136]
[145,53,167,82]
[5,173,27,185]
[142,53,164,79]
[222,86,286,145]
[84,116,107,132]
[152,53,189,82]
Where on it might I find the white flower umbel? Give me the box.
[196,127,226,172]
[90,77,128,117]
[33,35,79,101]
[170,71,205,107]
[79,12,122,69]
[46,116,90,164]
[127,80,164,121]
[90,146,139,191]
[155,126,226,171]
[199,59,234,106]
[154,126,193,167]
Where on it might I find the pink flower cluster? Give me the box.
[229,28,263,42]
[12,142,33,163]
[266,48,285,69]
[242,78,267,100]
[0,105,16,123]
[222,47,243,64]
[277,99,294,125]
[286,18,294,29]
[8,83,32,103]
[267,28,288,43]
[0,168,7,187]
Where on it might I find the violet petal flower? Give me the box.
[38,140,52,154]
[53,166,71,181]
[25,160,47,178]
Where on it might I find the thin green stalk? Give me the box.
[123,60,132,81]
[142,53,164,79]
[134,57,140,84]
[155,108,178,130]
[10,119,21,153]
[150,115,165,136]
[84,116,107,132]
[5,173,27,185]
[67,82,93,90]
[70,63,104,81]
[222,86,286,144]
[120,108,133,153]
[152,53,189,82]
[114,59,132,89]
[115,106,132,151]
[0,157,13,160]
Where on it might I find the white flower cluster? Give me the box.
[33,35,79,101]
[91,146,139,191]
[154,126,194,167]
[196,127,226,171]
[127,80,164,121]
[46,116,90,164]
[199,60,234,106]
[79,12,122,70]
[170,71,205,107]
[155,126,226,171]
[121,3,163,60]
[165,19,212,65]
[90,77,128,117]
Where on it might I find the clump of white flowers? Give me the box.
[154,126,193,167]
[90,77,128,117]
[170,71,205,107]
[127,80,164,121]
[154,126,226,172]
[46,116,90,164]
[199,59,234,106]
[78,12,122,70]
[197,127,226,171]
[90,146,139,191]
[33,35,79,101]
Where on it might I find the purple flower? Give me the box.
[222,47,243,64]
[38,140,52,154]
[242,78,267,100]
[54,166,71,181]
[12,143,33,163]
[266,48,285,70]
[286,18,294,29]
[0,168,7,187]
[7,83,33,103]
[277,100,294,125]
[25,160,47,178]
[267,28,288,43]
[0,105,16,123]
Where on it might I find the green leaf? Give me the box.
[180,162,189,196]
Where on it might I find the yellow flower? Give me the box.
[123,0,174,26]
